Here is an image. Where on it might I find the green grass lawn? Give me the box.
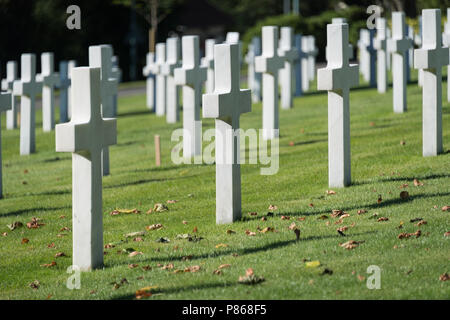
[0,70,449,300]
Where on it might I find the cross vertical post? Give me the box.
[374,17,388,93]
[155,43,167,116]
[202,39,216,94]
[318,23,359,188]
[142,52,156,111]
[58,61,71,123]
[1,61,19,129]
[163,37,181,123]
[414,9,449,157]
[278,27,299,109]
[0,92,11,198]
[39,52,60,132]
[55,67,116,271]
[203,43,251,224]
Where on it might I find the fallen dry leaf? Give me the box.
[193,226,198,233]
[128,251,143,257]
[260,227,274,233]
[444,231,450,237]
[135,286,158,299]
[305,261,321,268]
[182,220,188,225]
[298,217,306,221]
[357,275,365,281]
[7,221,23,231]
[226,229,235,234]
[268,204,278,211]
[27,217,44,229]
[377,195,382,204]
[29,280,40,289]
[153,203,168,212]
[47,243,55,248]
[41,261,57,268]
[288,222,297,230]
[331,209,345,218]
[167,200,177,204]
[110,208,140,216]
[339,240,364,250]
[357,209,367,215]
[160,263,174,270]
[281,215,290,220]
[2,232,7,237]
[128,264,139,269]
[134,237,144,242]
[413,179,424,186]
[21,238,29,244]
[400,140,406,145]
[55,252,66,258]
[218,264,231,270]
[398,230,421,239]
[248,212,258,216]
[59,226,70,232]
[184,265,201,273]
[416,220,427,227]
[261,217,267,221]
[326,190,336,195]
[439,273,449,281]
[146,224,163,231]
[215,243,228,248]
[238,268,265,285]
[213,270,222,275]
[337,226,348,233]
[377,217,389,222]
[245,230,256,236]
[442,206,450,212]
[318,215,328,220]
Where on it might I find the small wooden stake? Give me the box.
[154,134,161,166]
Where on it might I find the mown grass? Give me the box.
[0,69,449,300]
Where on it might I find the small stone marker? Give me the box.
[142,52,156,111]
[38,52,60,132]
[388,12,412,113]
[294,34,304,97]
[255,26,284,140]
[162,37,181,123]
[203,43,251,224]
[67,60,77,120]
[13,54,42,155]
[154,43,167,116]
[154,135,161,166]
[56,67,117,271]
[374,17,388,93]
[414,9,448,157]
[89,45,118,176]
[317,22,359,188]
[58,61,71,123]
[111,55,122,117]
[202,39,216,94]
[175,35,207,158]
[1,61,19,129]
[278,26,298,109]
[0,91,11,198]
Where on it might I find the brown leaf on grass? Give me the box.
[41,261,57,268]
[193,226,198,233]
[318,215,328,220]
[135,286,158,299]
[413,179,424,186]
[377,217,389,222]
[294,228,301,240]
[400,140,406,145]
[339,240,364,250]
[167,200,177,204]
[357,209,367,215]
[281,215,290,220]
[146,224,163,231]
[134,237,144,242]
[298,217,306,221]
[238,268,265,285]
[182,220,188,225]
[400,191,409,200]
[261,217,267,221]
[59,215,65,219]
[337,226,348,233]
[27,217,44,229]
[128,264,139,269]
[182,255,193,261]
[128,251,143,257]
[444,231,450,237]
[289,141,294,146]
[142,265,152,271]
[29,280,40,289]
[48,243,55,248]
[184,265,201,273]
[260,227,275,233]
[331,210,345,218]
[55,252,66,258]
[416,220,427,227]
[213,269,222,275]
[288,222,297,230]
[442,206,450,212]
[59,226,70,232]
[160,263,174,270]
[21,238,29,244]
[248,212,258,216]
[104,243,115,249]
[399,184,409,189]
[398,230,422,239]
[7,221,23,230]
[439,273,450,281]
[2,232,7,237]
[153,203,168,212]
[410,217,423,223]
[215,243,228,248]
[218,264,231,270]
[268,204,278,211]
[245,230,256,236]
[226,229,235,234]
[357,275,365,282]
[377,195,382,204]
[326,190,336,195]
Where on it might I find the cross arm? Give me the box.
[55,122,92,153]
[414,47,449,69]
[203,89,251,119]
[102,118,117,148]
[317,64,359,91]
[0,92,11,112]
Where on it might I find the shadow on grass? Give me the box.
[289,139,327,146]
[278,191,450,217]
[355,172,450,185]
[0,205,70,218]
[118,109,152,118]
[113,281,239,300]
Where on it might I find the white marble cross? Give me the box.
[56,67,116,271]
[307,36,318,81]
[162,37,181,123]
[245,37,262,102]
[301,35,311,91]
[278,27,299,109]
[111,55,122,117]
[294,34,304,96]
[331,18,354,60]
[175,35,207,158]
[317,22,359,188]
[443,9,450,103]
[38,52,60,132]
[203,43,251,224]
[202,39,216,94]
[358,29,375,85]
[386,27,392,71]
[414,9,449,157]
[255,26,284,140]
[89,45,118,176]
[154,43,167,116]
[374,17,388,93]
[1,61,19,129]
[58,61,71,123]
[142,52,157,110]
[0,92,11,199]
[225,32,242,66]
[388,12,412,113]
[13,54,42,155]
[67,60,77,120]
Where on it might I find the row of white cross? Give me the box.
[0,10,447,272]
